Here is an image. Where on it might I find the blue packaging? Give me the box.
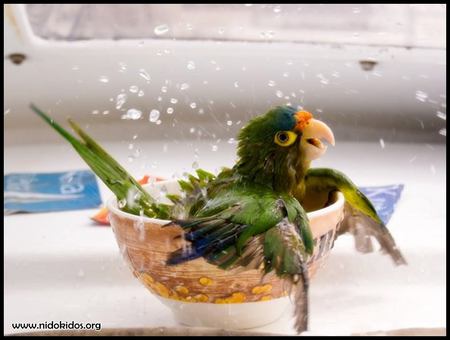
[4,170,102,214]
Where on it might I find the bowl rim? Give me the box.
[106,179,345,224]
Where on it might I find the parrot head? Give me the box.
[235,106,335,192]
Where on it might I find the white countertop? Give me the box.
[4,139,446,335]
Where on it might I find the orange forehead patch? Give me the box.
[295,110,313,131]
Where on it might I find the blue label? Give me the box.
[359,184,404,225]
[4,170,102,214]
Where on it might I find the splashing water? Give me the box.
[139,69,151,82]
[167,107,174,114]
[122,109,142,120]
[276,90,283,98]
[170,98,178,104]
[439,128,446,136]
[436,111,446,120]
[227,120,233,126]
[116,93,127,109]
[268,80,276,87]
[149,109,160,122]
[180,83,190,90]
[98,76,109,83]
[129,85,139,93]
[154,24,169,36]
[187,61,196,70]
[415,90,428,102]
[190,102,197,109]
[138,90,145,97]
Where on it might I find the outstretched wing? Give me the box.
[304,167,407,266]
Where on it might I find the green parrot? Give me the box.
[31,104,405,333]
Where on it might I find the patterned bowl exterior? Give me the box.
[108,181,345,305]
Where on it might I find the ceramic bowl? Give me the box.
[107,180,345,329]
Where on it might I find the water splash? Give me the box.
[180,83,190,90]
[268,80,276,87]
[227,120,233,126]
[436,111,446,120]
[149,109,160,122]
[139,69,151,82]
[439,128,446,136]
[122,109,142,120]
[190,102,197,109]
[167,107,174,114]
[98,76,109,83]
[129,85,139,93]
[276,90,283,98]
[187,61,196,70]
[116,94,127,109]
[170,98,178,104]
[154,24,169,36]
[138,90,145,97]
[415,90,428,102]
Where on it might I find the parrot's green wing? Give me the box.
[166,193,310,333]
[304,168,407,266]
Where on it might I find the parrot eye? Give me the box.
[274,131,298,147]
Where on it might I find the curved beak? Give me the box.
[302,118,335,147]
[299,118,335,161]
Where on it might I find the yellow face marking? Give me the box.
[199,277,213,286]
[274,131,298,147]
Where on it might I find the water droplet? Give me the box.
[244,4,253,7]
[379,138,385,149]
[170,98,178,104]
[138,90,144,97]
[122,108,142,120]
[352,7,361,14]
[227,120,232,126]
[186,23,193,31]
[128,143,134,150]
[167,107,174,114]
[116,93,127,109]
[4,109,11,115]
[415,90,428,102]
[102,110,109,115]
[98,76,109,83]
[439,128,446,136]
[234,81,239,88]
[129,85,139,93]
[218,27,225,35]
[276,90,283,98]
[157,96,162,102]
[118,198,127,208]
[228,138,237,144]
[161,86,168,93]
[133,134,138,140]
[154,24,169,36]
[189,127,195,133]
[190,102,197,109]
[268,80,276,87]
[156,120,162,125]
[192,161,199,169]
[180,83,190,90]
[187,61,196,70]
[282,72,289,78]
[139,69,151,82]
[198,108,205,115]
[436,111,446,120]
[149,109,160,122]
[211,144,218,152]
[118,62,127,72]
[273,5,281,13]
